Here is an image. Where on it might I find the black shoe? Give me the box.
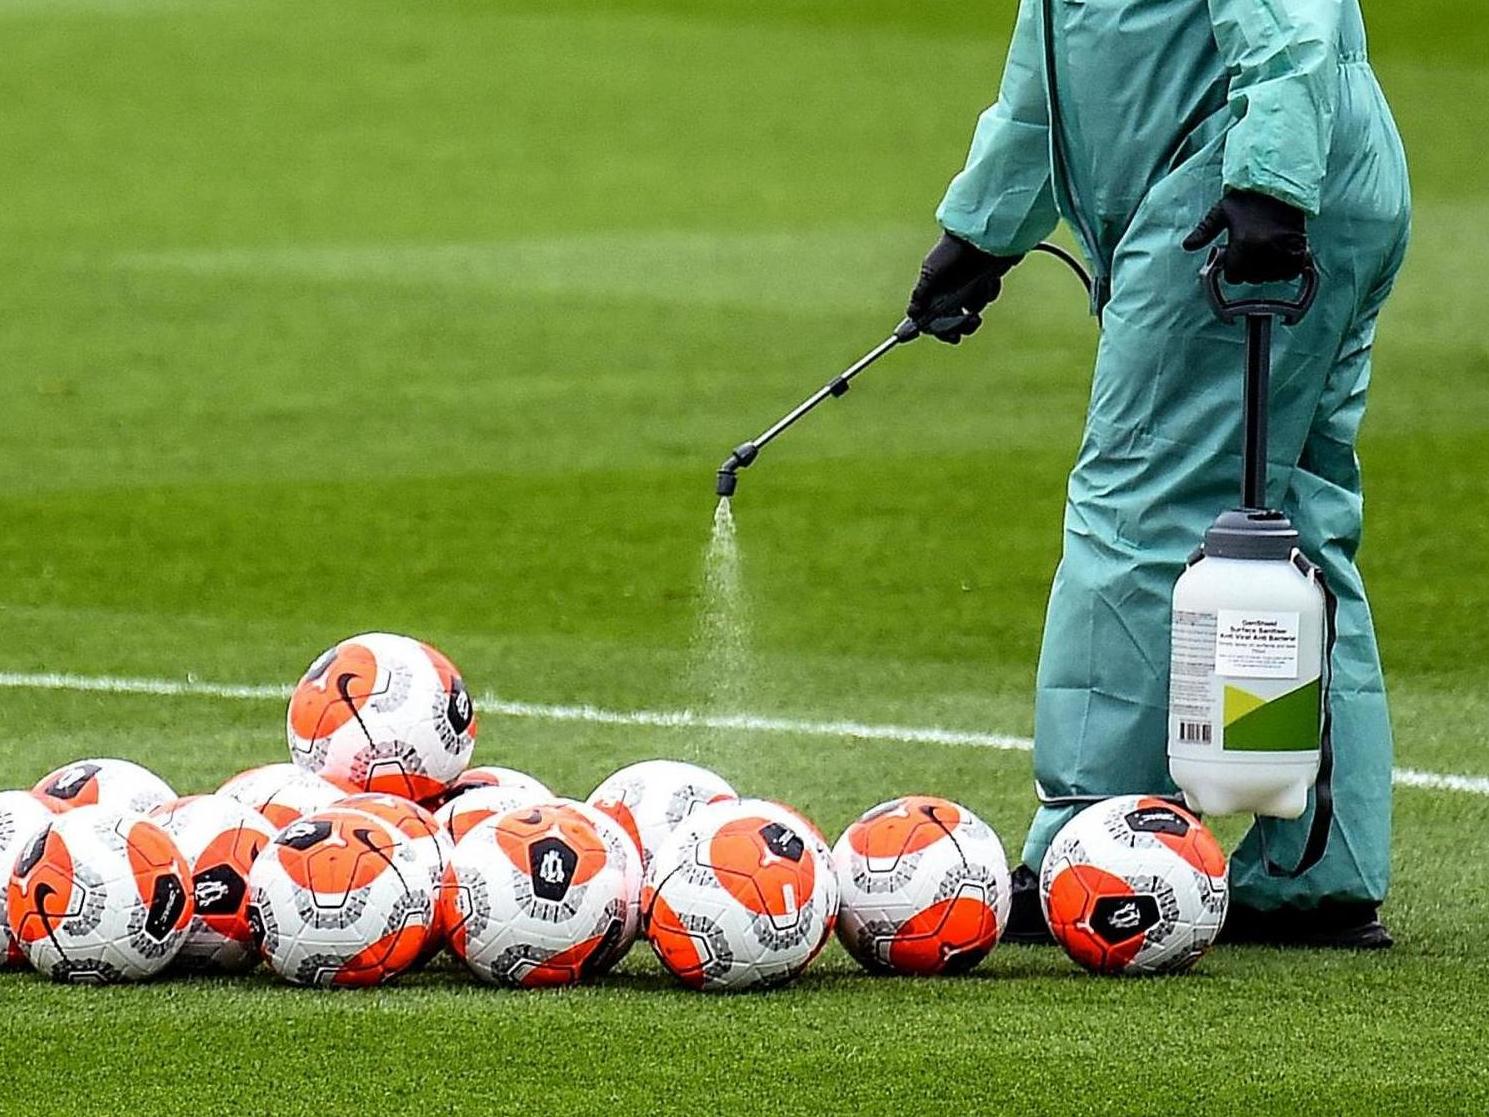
[1220,900,1394,950]
[1002,864,1055,945]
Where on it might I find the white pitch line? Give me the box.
[0,672,289,702]
[0,671,1031,752]
[1391,768,1489,796]
[1,671,1486,798]
[479,695,1035,751]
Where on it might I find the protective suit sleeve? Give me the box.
[1208,0,1343,216]
[935,0,1059,256]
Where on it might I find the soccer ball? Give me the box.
[587,759,737,870]
[642,798,837,991]
[534,797,643,974]
[833,796,1011,976]
[426,766,551,811]
[150,795,277,973]
[335,792,453,959]
[6,806,193,983]
[0,790,54,966]
[1040,795,1229,975]
[31,758,176,815]
[247,808,435,987]
[436,783,552,846]
[440,802,634,987]
[286,632,477,801]
[218,764,344,830]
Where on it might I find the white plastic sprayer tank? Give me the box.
[1167,510,1326,819]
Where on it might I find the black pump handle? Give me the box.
[1201,246,1319,325]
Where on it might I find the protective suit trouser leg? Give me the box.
[1020,119,1408,908]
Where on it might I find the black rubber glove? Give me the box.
[906,233,1022,344]
[1182,190,1310,283]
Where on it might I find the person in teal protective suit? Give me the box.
[905,0,1410,946]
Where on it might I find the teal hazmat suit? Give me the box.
[936,0,1410,908]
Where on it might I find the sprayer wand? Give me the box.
[716,330,903,497]
[716,242,1093,497]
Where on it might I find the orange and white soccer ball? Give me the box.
[440,802,635,987]
[286,632,477,802]
[246,808,436,987]
[150,795,277,973]
[335,792,453,958]
[436,783,551,846]
[6,806,193,983]
[642,798,837,991]
[1040,795,1229,976]
[428,766,551,812]
[218,764,343,830]
[0,791,54,967]
[536,797,643,974]
[587,760,737,871]
[31,758,176,816]
[834,796,1011,975]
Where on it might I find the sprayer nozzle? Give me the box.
[715,442,758,497]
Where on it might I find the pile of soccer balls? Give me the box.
[1,631,1230,989]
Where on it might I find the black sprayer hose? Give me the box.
[1030,241,1093,298]
[715,241,1093,497]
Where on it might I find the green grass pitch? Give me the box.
[2,0,1488,1113]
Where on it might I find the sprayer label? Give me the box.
[1169,610,1217,743]
[1214,611,1300,679]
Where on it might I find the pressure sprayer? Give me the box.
[714,242,1093,498]
[1167,246,1333,877]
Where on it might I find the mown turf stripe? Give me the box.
[1,670,1486,797]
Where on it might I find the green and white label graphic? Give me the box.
[1171,609,1321,754]
[1221,677,1320,752]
